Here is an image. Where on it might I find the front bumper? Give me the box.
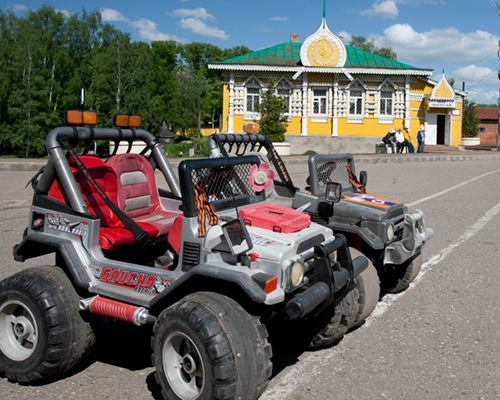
[286,235,368,319]
[384,209,434,265]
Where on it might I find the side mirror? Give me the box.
[325,182,342,203]
[222,218,253,255]
[360,171,368,188]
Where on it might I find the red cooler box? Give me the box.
[239,204,311,233]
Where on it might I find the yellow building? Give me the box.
[208,18,465,149]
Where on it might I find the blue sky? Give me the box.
[5,0,500,104]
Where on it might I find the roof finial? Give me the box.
[323,0,326,28]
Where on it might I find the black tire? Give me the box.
[0,266,97,383]
[301,285,359,348]
[152,292,272,400]
[352,248,380,325]
[380,252,423,293]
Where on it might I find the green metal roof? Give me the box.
[220,42,301,66]
[218,42,428,70]
[344,46,420,70]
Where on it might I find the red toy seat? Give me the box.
[47,156,159,250]
[106,153,181,237]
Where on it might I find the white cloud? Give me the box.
[100,8,130,23]
[464,87,498,104]
[337,30,353,44]
[394,0,446,4]
[259,26,273,33]
[56,9,71,18]
[11,4,28,12]
[169,8,216,23]
[451,65,499,88]
[168,8,229,40]
[361,1,399,19]
[371,24,499,64]
[270,16,289,21]
[130,18,189,43]
[179,18,230,40]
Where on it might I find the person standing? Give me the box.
[395,128,405,153]
[417,126,425,153]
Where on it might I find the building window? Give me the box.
[277,87,291,112]
[349,90,363,115]
[379,91,393,115]
[246,87,260,112]
[313,89,327,115]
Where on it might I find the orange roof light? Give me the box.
[64,110,97,126]
[83,111,97,125]
[243,123,260,134]
[113,114,142,128]
[128,114,142,128]
[113,114,130,128]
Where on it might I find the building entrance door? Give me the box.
[437,115,446,145]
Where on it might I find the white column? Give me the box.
[228,72,234,133]
[301,73,308,135]
[332,75,338,136]
[405,76,411,129]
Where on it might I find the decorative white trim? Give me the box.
[311,116,328,123]
[409,93,424,102]
[208,64,433,77]
[378,117,394,124]
[347,116,364,124]
[300,20,347,68]
[244,113,260,120]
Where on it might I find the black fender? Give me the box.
[13,233,91,289]
[149,263,267,314]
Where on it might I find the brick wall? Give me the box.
[478,121,498,145]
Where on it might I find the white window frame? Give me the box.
[276,87,291,116]
[349,89,364,116]
[312,88,327,116]
[244,86,261,120]
[379,90,394,116]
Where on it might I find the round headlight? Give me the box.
[387,224,395,241]
[329,250,337,264]
[291,262,305,287]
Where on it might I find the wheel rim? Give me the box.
[0,300,38,361]
[163,331,205,400]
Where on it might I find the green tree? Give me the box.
[254,78,288,143]
[349,36,397,60]
[462,100,481,138]
[169,66,204,137]
[151,40,180,129]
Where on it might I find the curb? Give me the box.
[1,152,500,172]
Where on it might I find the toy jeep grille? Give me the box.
[308,154,355,195]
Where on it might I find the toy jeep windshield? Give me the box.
[207,132,433,294]
[1,111,379,400]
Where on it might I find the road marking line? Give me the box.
[261,200,500,400]
[407,168,500,207]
